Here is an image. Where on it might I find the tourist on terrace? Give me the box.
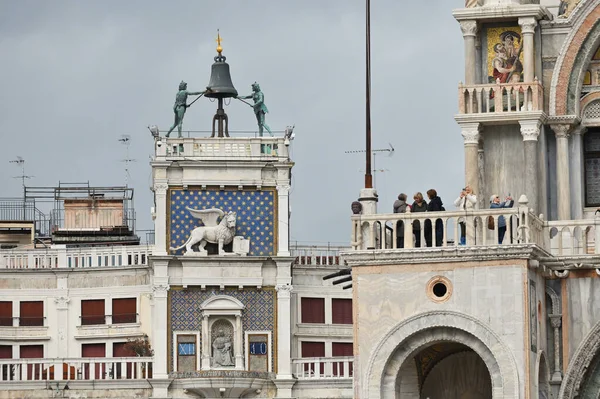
[425,189,445,247]
[455,185,478,245]
[393,193,411,248]
[490,194,514,244]
[411,192,427,247]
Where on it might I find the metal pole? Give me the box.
[365,0,373,189]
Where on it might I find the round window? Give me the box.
[427,276,452,303]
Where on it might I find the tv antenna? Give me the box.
[9,156,34,193]
[345,143,394,187]
[119,135,137,187]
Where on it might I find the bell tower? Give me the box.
[148,35,297,398]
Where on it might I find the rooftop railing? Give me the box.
[291,244,349,266]
[458,79,544,115]
[156,136,291,160]
[0,245,151,269]
[350,197,600,258]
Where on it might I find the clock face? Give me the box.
[178,343,195,356]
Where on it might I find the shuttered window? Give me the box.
[332,298,353,324]
[0,302,12,326]
[81,299,105,325]
[300,297,325,324]
[82,343,106,379]
[301,341,325,375]
[19,301,43,326]
[332,342,353,376]
[112,298,136,324]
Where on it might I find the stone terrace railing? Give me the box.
[292,356,353,380]
[291,245,349,266]
[458,80,543,115]
[0,245,151,269]
[0,357,153,382]
[351,202,600,257]
[158,137,290,160]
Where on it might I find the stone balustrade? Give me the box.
[0,357,152,382]
[291,245,349,266]
[0,245,151,269]
[292,356,353,380]
[458,80,543,114]
[157,137,290,160]
[547,219,600,256]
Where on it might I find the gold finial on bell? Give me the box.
[216,30,223,55]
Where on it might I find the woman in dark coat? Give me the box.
[425,189,445,247]
[411,192,427,247]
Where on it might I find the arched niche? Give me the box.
[199,295,245,370]
[559,319,600,398]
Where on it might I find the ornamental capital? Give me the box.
[153,283,170,297]
[518,17,538,34]
[519,120,541,142]
[154,182,169,194]
[275,284,293,298]
[459,20,478,38]
[551,124,571,139]
[54,296,70,309]
[460,123,481,145]
[549,314,562,328]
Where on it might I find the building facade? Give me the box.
[347,0,600,398]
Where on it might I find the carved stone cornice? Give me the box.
[551,124,571,139]
[518,17,538,35]
[459,20,478,38]
[275,284,293,299]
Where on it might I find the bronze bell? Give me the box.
[205,55,238,99]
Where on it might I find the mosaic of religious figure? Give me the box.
[488,29,523,84]
[558,0,581,18]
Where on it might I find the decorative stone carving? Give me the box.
[554,270,570,278]
[520,121,541,142]
[54,296,70,310]
[153,284,170,297]
[465,0,482,8]
[211,320,234,367]
[351,201,362,215]
[551,124,571,139]
[232,236,250,256]
[558,0,582,18]
[550,314,562,329]
[518,17,538,35]
[461,124,480,145]
[154,182,169,195]
[275,284,293,299]
[459,20,478,37]
[169,208,237,256]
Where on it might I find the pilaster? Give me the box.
[152,275,170,379]
[551,124,571,220]
[518,17,538,82]
[277,184,291,256]
[54,296,70,357]
[460,122,481,195]
[235,314,243,369]
[520,120,541,214]
[153,182,168,256]
[201,315,210,369]
[460,20,478,85]
[275,284,293,381]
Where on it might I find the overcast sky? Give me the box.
[0,0,467,246]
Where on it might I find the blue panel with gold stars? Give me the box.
[169,189,276,256]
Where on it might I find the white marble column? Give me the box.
[552,124,572,220]
[54,296,70,358]
[201,315,210,369]
[151,280,170,379]
[460,20,478,85]
[520,120,541,214]
[571,126,586,219]
[276,185,290,256]
[235,314,243,369]
[461,123,481,195]
[153,182,169,256]
[518,17,538,82]
[275,284,293,379]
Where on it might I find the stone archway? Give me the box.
[534,351,550,399]
[550,0,600,117]
[363,311,519,399]
[559,319,600,399]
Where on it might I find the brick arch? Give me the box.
[363,311,519,399]
[559,319,600,399]
[550,0,600,116]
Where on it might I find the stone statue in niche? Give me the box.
[169,208,237,256]
[212,329,234,367]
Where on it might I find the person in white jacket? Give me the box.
[454,185,478,245]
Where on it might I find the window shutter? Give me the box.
[112,298,136,324]
[20,301,43,326]
[81,300,105,325]
[300,298,325,323]
[332,298,353,324]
